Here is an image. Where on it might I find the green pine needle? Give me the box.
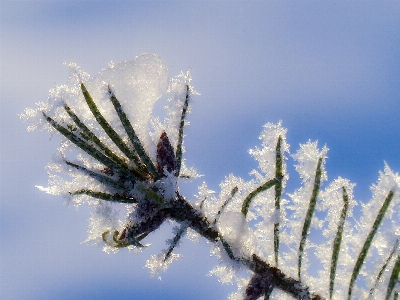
[164,223,188,262]
[386,254,399,300]
[175,85,190,177]
[63,103,131,172]
[107,87,159,179]
[213,186,238,225]
[80,83,143,169]
[70,189,137,203]
[65,160,125,189]
[43,112,127,175]
[242,178,278,217]
[44,111,137,180]
[298,157,323,279]
[329,186,350,299]
[274,136,283,267]
[347,190,395,300]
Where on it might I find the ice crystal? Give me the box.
[145,252,182,278]
[24,54,399,300]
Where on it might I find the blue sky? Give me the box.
[1,1,400,299]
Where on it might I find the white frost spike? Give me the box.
[65,61,90,85]
[208,265,237,284]
[145,253,182,278]
[371,162,400,202]
[185,227,201,243]
[195,181,218,219]
[159,69,198,161]
[292,140,328,183]
[249,121,289,180]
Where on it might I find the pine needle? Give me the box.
[298,157,323,279]
[175,85,190,177]
[347,190,395,300]
[70,189,137,203]
[274,136,283,267]
[242,178,278,217]
[80,83,143,169]
[107,87,158,178]
[329,186,350,299]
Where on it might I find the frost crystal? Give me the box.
[146,252,183,278]
[24,54,399,300]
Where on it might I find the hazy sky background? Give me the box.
[1,1,400,299]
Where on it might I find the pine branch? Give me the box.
[163,193,326,300]
[32,60,399,300]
